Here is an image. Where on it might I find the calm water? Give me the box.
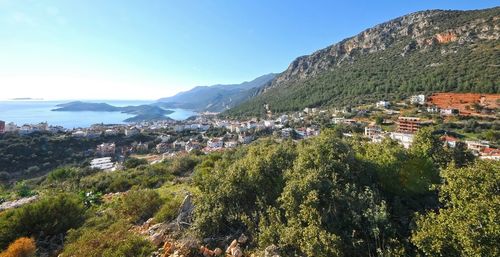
[0,100,197,129]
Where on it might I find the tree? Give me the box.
[276,130,399,256]
[412,161,500,257]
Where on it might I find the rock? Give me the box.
[176,194,194,228]
[230,246,243,257]
[150,231,165,246]
[0,195,39,211]
[264,244,280,257]
[213,248,223,256]
[226,239,238,254]
[237,233,248,244]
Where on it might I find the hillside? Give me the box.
[157,73,276,112]
[227,7,500,117]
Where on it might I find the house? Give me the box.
[331,117,345,124]
[465,140,489,155]
[207,138,224,149]
[104,129,118,136]
[396,117,421,134]
[224,141,238,148]
[479,148,500,161]
[376,101,390,109]
[281,128,294,139]
[364,125,382,138]
[238,132,254,144]
[185,141,202,152]
[440,108,459,116]
[156,142,172,153]
[276,115,289,124]
[158,135,171,143]
[410,94,426,105]
[134,142,149,153]
[125,128,140,137]
[172,140,186,151]
[441,135,458,148]
[4,122,18,132]
[90,157,115,171]
[426,105,440,113]
[72,130,87,137]
[96,143,116,156]
[389,132,414,148]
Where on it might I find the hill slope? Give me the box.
[227,7,500,117]
[157,73,276,112]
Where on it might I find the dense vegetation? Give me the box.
[0,132,155,181]
[0,128,497,256]
[227,8,500,117]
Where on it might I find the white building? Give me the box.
[410,94,426,105]
[224,141,238,148]
[389,132,414,149]
[72,130,87,137]
[207,138,224,149]
[440,108,459,116]
[376,101,390,109]
[90,157,115,171]
[426,106,440,113]
[238,133,254,144]
[465,140,489,155]
[5,122,18,132]
[125,128,140,137]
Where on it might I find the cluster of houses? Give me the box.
[0,120,65,135]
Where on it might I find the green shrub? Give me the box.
[154,196,182,222]
[0,193,86,250]
[62,221,154,257]
[116,189,162,224]
[124,158,148,169]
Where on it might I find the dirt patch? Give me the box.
[427,93,500,116]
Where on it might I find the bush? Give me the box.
[0,193,86,250]
[124,158,148,169]
[47,167,77,182]
[0,237,36,257]
[62,221,154,257]
[154,197,182,222]
[116,189,162,224]
[169,155,200,176]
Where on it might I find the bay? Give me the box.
[0,100,197,129]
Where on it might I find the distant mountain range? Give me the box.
[227,7,500,117]
[157,73,277,112]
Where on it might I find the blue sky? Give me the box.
[0,0,498,100]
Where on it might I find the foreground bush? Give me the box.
[0,237,36,257]
[62,221,154,257]
[116,189,162,224]
[0,193,86,250]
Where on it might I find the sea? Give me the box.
[0,100,197,129]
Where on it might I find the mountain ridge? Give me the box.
[227,7,500,116]
[157,73,277,112]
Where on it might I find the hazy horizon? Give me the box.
[1,0,498,100]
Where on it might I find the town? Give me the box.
[0,92,498,175]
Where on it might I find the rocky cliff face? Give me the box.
[265,8,500,91]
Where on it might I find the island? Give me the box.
[52,101,174,122]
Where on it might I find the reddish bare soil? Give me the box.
[427,93,500,116]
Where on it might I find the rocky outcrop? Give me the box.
[0,195,38,211]
[176,194,194,228]
[262,8,500,92]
